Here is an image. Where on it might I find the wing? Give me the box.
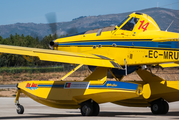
[0,44,122,69]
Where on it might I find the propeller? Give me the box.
[46,12,79,49]
[46,12,58,49]
[45,12,57,36]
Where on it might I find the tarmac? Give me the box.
[0,97,179,120]
[0,85,16,89]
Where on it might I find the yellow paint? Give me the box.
[142,83,151,99]
[142,81,179,102]
[84,67,108,81]
[159,63,179,68]
[106,83,117,87]
[152,37,179,42]
[136,69,164,82]
[17,80,140,108]
[60,64,83,81]
[15,89,21,103]
[23,55,34,62]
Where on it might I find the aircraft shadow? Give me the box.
[99,111,179,117]
[0,114,81,119]
[1,111,179,119]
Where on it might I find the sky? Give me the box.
[0,0,179,25]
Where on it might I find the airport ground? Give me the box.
[1,97,179,120]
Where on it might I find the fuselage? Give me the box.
[52,12,179,67]
[50,12,179,77]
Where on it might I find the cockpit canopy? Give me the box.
[116,12,160,32]
[118,16,139,31]
[68,12,160,38]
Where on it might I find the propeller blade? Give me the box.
[45,12,58,49]
[45,12,57,36]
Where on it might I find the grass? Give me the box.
[0,66,64,74]
[0,89,8,91]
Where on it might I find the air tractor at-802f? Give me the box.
[1,12,179,116]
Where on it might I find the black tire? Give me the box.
[151,101,163,114]
[80,102,93,116]
[161,100,169,114]
[92,101,100,116]
[16,104,24,114]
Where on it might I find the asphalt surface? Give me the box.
[0,85,16,89]
[0,97,179,120]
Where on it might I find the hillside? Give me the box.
[0,7,178,39]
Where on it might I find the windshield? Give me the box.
[117,16,129,27]
[121,17,139,31]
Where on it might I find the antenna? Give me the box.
[165,20,174,32]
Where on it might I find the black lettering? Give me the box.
[169,52,173,59]
[149,50,153,58]
[174,52,179,60]
[154,51,158,58]
[159,54,163,56]
[163,51,168,59]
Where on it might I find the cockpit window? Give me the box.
[117,16,129,27]
[121,17,139,31]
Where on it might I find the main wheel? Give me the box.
[16,104,24,114]
[92,101,100,116]
[151,101,163,114]
[80,102,93,116]
[161,100,169,114]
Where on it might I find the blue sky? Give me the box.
[0,0,178,25]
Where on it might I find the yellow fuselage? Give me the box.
[53,13,179,66]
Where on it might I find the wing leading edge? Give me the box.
[0,44,122,69]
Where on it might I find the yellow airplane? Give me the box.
[1,12,179,116]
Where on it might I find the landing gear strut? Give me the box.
[80,100,100,116]
[15,88,24,114]
[150,98,169,114]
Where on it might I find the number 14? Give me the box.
[138,20,149,32]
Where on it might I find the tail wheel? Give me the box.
[151,99,169,115]
[16,104,24,114]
